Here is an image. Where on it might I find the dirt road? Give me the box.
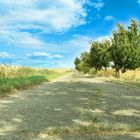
[0,74,140,140]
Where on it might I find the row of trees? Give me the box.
[74,20,140,77]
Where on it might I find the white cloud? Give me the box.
[0,0,88,33]
[67,35,90,46]
[0,0,36,5]
[12,35,91,67]
[27,52,63,59]
[27,52,50,57]
[0,52,13,58]
[53,54,63,58]
[0,0,92,50]
[138,0,140,4]
[104,16,114,21]
[0,27,45,48]
[94,35,111,42]
[91,1,104,10]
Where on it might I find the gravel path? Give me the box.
[0,74,140,140]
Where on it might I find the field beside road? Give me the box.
[0,65,70,96]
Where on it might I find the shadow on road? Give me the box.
[0,77,140,139]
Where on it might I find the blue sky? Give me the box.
[0,0,140,68]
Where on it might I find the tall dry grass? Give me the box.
[95,69,140,88]
[96,69,140,81]
[0,65,69,78]
[0,65,70,96]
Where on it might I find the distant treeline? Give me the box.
[74,19,140,77]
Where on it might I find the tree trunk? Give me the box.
[133,69,136,79]
[116,69,121,78]
[105,67,107,71]
[95,68,98,74]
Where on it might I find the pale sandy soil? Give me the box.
[0,74,140,140]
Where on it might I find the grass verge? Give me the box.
[0,66,71,96]
[0,76,48,96]
[38,125,140,137]
[85,69,140,88]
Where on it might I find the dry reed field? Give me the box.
[0,65,70,96]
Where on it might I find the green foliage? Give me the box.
[74,19,140,78]
[111,23,130,77]
[74,52,91,74]
[0,76,48,96]
[90,41,103,71]
[125,20,140,70]
[80,52,91,74]
[111,20,140,77]
[90,40,111,72]
[74,57,82,71]
[100,40,111,69]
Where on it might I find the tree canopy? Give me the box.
[74,19,140,77]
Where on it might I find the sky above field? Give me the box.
[0,0,140,68]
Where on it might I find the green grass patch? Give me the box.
[123,80,140,88]
[104,77,140,89]
[38,124,140,137]
[0,76,48,96]
[46,72,68,81]
[0,65,71,96]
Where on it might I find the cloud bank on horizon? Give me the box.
[0,0,140,68]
